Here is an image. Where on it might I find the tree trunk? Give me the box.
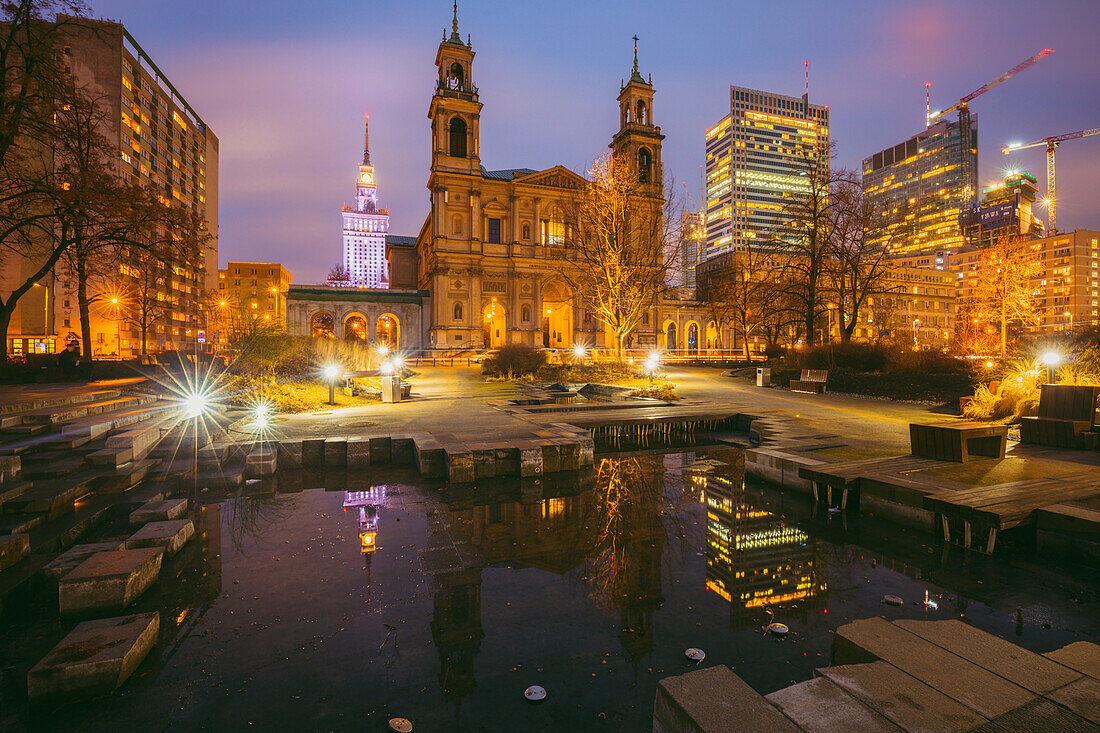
[140,313,149,356]
[76,262,94,372]
[616,329,625,361]
[0,307,12,362]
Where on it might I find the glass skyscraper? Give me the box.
[862,119,978,255]
[704,86,829,260]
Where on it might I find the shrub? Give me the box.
[482,344,547,378]
[795,342,892,373]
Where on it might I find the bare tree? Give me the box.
[559,151,680,359]
[966,231,1039,358]
[327,262,349,286]
[699,244,787,357]
[828,179,895,343]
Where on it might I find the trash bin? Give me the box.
[756,367,771,387]
[381,375,403,403]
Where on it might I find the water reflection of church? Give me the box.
[696,453,827,629]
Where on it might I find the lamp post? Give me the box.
[1041,351,1061,384]
[110,297,121,356]
[324,364,341,405]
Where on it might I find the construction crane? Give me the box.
[1002,127,1100,234]
[929,47,1054,211]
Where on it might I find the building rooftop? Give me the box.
[385,235,416,247]
[480,167,537,181]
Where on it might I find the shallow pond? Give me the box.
[2,447,1098,731]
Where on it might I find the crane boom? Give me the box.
[1001,127,1100,153]
[1000,126,1099,234]
[929,48,1054,123]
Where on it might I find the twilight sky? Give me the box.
[91,0,1100,284]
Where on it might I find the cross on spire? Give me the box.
[447,0,463,44]
[452,0,458,35]
[632,35,639,74]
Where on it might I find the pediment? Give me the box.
[513,165,586,190]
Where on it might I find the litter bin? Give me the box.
[756,367,771,387]
[381,375,402,403]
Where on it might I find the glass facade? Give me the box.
[862,119,977,255]
[704,86,829,260]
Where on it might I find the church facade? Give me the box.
[291,10,721,355]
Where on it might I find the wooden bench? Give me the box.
[790,369,828,393]
[910,421,1008,462]
[1019,383,1100,448]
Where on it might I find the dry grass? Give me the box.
[962,356,1100,421]
[228,377,380,414]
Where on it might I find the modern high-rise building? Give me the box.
[862,119,977,256]
[679,211,705,289]
[960,170,1045,247]
[2,15,219,357]
[704,85,829,260]
[341,115,390,288]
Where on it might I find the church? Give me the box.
[288,7,716,354]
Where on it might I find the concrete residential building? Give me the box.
[2,16,218,357]
[862,119,976,256]
[217,262,293,324]
[341,115,390,288]
[704,85,829,260]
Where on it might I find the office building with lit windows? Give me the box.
[218,263,293,324]
[862,119,976,256]
[341,116,390,288]
[2,15,218,357]
[704,86,829,260]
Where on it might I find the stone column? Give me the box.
[509,195,518,244]
[533,197,541,245]
[470,190,480,241]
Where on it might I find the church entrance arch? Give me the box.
[483,302,506,348]
[541,282,573,348]
[310,311,335,339]
[686,322,699,355]
[344,314,369,343]
[376,314,400,350]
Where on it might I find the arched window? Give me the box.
[621,102,628,128]
[448,62,464,89]
[638,147,652,183]
[521,305,531,322]
[635,99,647,125]
[452,214,463,236]
[642,311,650,325]
[453,302,463,321]
[521,222,530,240]
[449,117,467,158]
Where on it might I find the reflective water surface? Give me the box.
[2,448,1098,731]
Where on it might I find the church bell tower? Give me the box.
[429,1,481,175]
[610,36,664,190]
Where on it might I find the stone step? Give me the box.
[1,423,47,437]
[0,479,32,509]
[57,401,172,442]
[92,459,158,493]
[129,498,188,526]
[2,477,93,518]
[0,512,44,535]
[27,612,159,702]
[86,445,134,469]
[20,455,86,480]
[1044,641,1100,680]
[766,676,902,732]
[20,394,158,426]
[654,665,800,733]
[817,661,988,732]
[0,388,121,418]
[0,533,30,571]
[190,464,246,490]
[123,519,194,556]
[58,547,163,616]
[833,617,1034,719]
[42,541,125,581]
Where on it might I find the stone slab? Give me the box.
[323,437,347,466]
[0,533,29,572]
[59,548,163,616]
[817,661,987,733]
[445,447,475,484]
[390,435,415,465]
[833,617,1033,718]
[369,436,392,464]
[123,519,194,556]
[1047,675,1100,725]
[653,665,799,733]
[27,612,159,702]
[87,446,133,469]
[129,498,188,526]
[894,619,1081,694]
[1045,641,1100,681]
[346,436,371,468]
[517,443,543,477]
[42,542,125,581]
[301,439,324,467]
[765,676,902,733]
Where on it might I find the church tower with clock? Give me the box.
[341,114,390,288]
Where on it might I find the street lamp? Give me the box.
[324,363,341,405]
[1041,351,1061,384]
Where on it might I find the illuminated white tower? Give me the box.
[342,115,389,287]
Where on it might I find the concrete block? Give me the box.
[0,454,20,482]
[245,446,277,479]
[1044,641,1100,681]
[42,542,124,581]
[130,498,188,526]
[123,519,194,556]
[414,438,444,478]
[301,439,324,467]
[86,446,133,469]
[1048,676,1100,725]
[558,441,580,471]
[390,435,415,465]
[540,442,561,474]
[369,436,392,465]
[276,441,303,469]
[346,436,371,468]
[577,437,594,467]
[323,437,347,467]
[518,442,543,477]
[59,548,163,616]
[0,533,29,572]
[105,424,161,460]
[27,612,159,702]
[445,447,475,484]
[653,665,799,733]
[469,444,496,478]
[766,676,901,733]
[491,443,518,475]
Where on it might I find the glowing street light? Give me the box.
[572,344,586,360]
[323,363,342,405]
[1041,350,1061,383]
[181,390,210,419]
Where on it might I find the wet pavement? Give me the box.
[1,447,1097,731]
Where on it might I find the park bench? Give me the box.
[910,421,1008,462]
[790,369,828,394]
[1019,383,1100,448]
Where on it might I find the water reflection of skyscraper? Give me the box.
[343,487,386,602]
[698,454,827,630]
